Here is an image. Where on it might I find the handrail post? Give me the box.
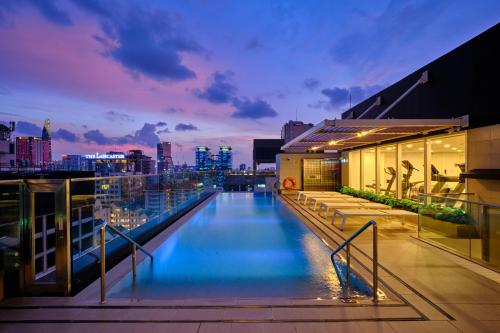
[132,243,137,280]
[373,223,378,303]
[345,243,351,294]
[100,227,106,304]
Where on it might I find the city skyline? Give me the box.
[1,0,499,166]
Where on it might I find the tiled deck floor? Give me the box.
[0,193,499,332]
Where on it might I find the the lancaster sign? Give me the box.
[84,152,126,159]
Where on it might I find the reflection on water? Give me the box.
[109,192,342,299]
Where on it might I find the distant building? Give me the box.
[0,122,15,170]
[281,120,313,144]
[157,142,173,173]
[41,119,52,169]
[127,150,155,175]
[217,146,232,170]
[85,151,132,175]
[239,163,246,172]
[14,119,53,169]
[60,154,87,171]
[195,146,211,171]
[16,136,43,168]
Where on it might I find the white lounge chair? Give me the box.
[318,202,390,218]
[300,193,346,205]
[332,209,418,231]
[295,191,333,202]
[309,197,369,211]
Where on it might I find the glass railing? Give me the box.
[417,193,500,269]
[69,172,216,260]
[0,180,24,293]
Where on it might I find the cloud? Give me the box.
[83,122,164,148]
[310,85,384,111]
[193,71,237,104]
[29,0,72,26]
[95,6,203,81]
[303,78,320,91]
[16,121,42,136]
[244,38,266,51]
[175,123,199,131]
[231,98,278,119]
[105,111,134,123]
[52,128,80,142]
[163,107,184,114]
[156,121,167,127]
[10,0,73,26]
[71,0,111,18]
[330,0,450,68]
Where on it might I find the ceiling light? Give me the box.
[444,144,451,148]
[418,147,424,151]
[369,149,375,153]
[311,146,319,151]
[386,147,392,151]
[457,149,462,152]
[357,131,369,137]
[451,147,457,151]
[328,140,337,145]
[406,144,413,148]
[434,140,442,144]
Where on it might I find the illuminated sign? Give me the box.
[85,152,125,159]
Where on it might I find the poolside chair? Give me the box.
[332,209,418,231]
[309,196,369,211]
[318,202,390,218]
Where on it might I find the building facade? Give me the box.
[281,121,313,144]
[157,142,173,173]
[195,146,211,171]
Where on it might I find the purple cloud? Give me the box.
[231,98,278,119]
[193,71,237,104]
[175,123,199,131]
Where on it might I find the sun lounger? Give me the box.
[318,202,390,218]
[300,193,346,205]
[295,191,334,202]
[332,209,418,231]
[309,197,369,210]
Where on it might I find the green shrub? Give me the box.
[339,186,467,222]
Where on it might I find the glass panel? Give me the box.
[429,134,466,198]
[348,150,360,190]
[418,194,500,269]
[303,159,339,191]
[400,141,424,200]
[70,172,215,291]
[361,148,376,192]
[378,145,397,196]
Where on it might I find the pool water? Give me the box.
[109,192,342,299]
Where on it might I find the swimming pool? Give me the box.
[109,192,342,299]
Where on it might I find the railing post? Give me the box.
[372,222,378,303]
[132,243,137,280]
[345,243,351,293]
[100,227,106,304]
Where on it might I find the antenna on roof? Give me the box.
[295,108,298,121]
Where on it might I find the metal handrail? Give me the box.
[99,223,153,304]
[330,220,378,302]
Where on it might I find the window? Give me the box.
[429,134,466,196]
[399,141,424,200]
[378,145,397,197]
[361,149,376,192]
[348,150,360,190]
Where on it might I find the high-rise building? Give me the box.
[127,150,155,175]
[0,122,15,170]
[239,163,246,172]
[41,119,52,169]
[61,154,87,171]
[195,146,211,171]
[281,120,314,144]
[157,142,173,173]
[16,136,43,168]
[217,146,232,170]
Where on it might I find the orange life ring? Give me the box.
[282,177,296,190]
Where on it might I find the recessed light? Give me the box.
[444,144,451,148]
[328,140,337,145]
[418,147,424,151]
[369,149,375,153]
[451,147,457,151]
[406,144,413,148]
[434,140,442,144]
[385,147,392,151]
[457,149,462,152]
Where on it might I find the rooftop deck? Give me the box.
[0,193,498,332]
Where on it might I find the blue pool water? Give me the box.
[109,192,342,299]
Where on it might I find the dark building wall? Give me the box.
[342,23,500,128]
[253,139,284,167]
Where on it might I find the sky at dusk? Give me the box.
[0,0,499,166]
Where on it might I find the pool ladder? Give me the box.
[99,223,154,304]
[331,220,378,302]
